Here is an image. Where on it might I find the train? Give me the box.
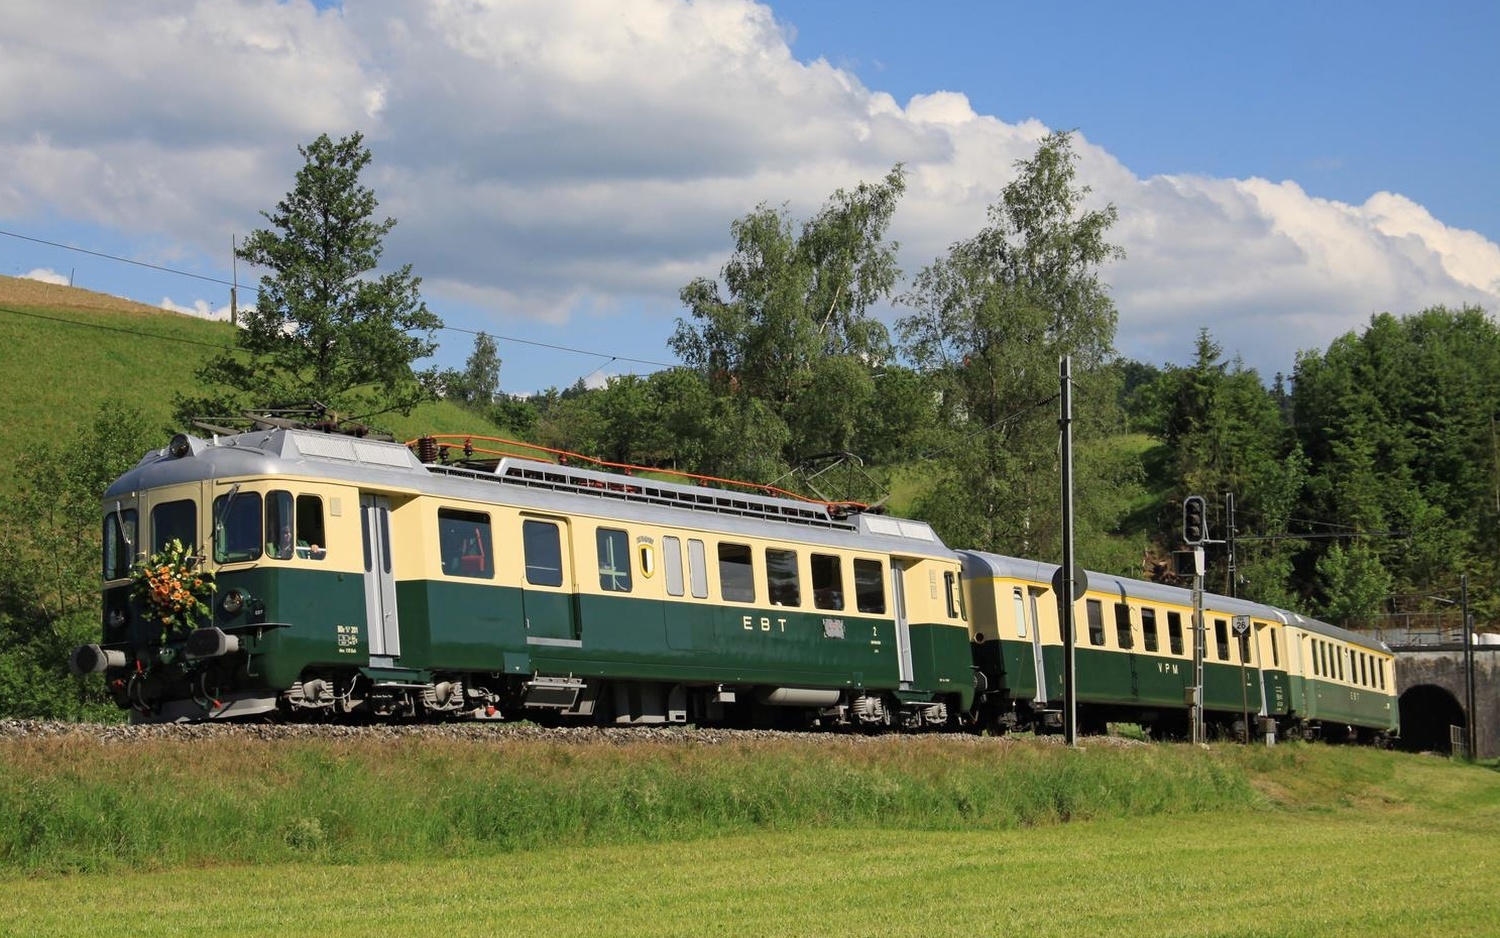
[70,424,1398,742]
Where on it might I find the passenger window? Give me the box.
[1214,619,1229,660]
[522,519,563,587]
[1141,607,1158,652]
[1167,611,1184,655]
[1012,588,1027,638]
[688,539,709,599]
[151,499,197,554]
[213,490,263,563]
[597,528,632,592]
[718,543,755,603]
[766,548,800,606]
[439,508,494,579]
[1114,603,1133,649]
[1270,628,1280,667]
[812,554,844,610]
[1237,628,1251,664]
[1086,599,1105,646]
[103,508,138,580]
[663,536,685,597]
[853,559,885,614]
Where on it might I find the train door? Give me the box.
[1027,588,1049,705]
[1285,631,1308,716]
[519,515,580,646]
[360,494,400,666]
[891,561,916,686]
[1256,622,1284,714]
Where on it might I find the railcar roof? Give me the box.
[958,549,1391,653]
[104,429,957,558]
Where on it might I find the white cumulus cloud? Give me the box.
[160,296,235,322]
[0,0,1494,382]
[22,267,69,285]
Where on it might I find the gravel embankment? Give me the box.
[0,718,1016,747]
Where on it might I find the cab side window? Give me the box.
[295,495,327,560]
[266,491,295,559]
[103,508,138,580]
[265,491,328,561]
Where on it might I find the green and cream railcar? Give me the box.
[77,429,974,725]
[1280,615,1397,740]
[960,551,1397,740]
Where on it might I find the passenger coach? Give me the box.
[961,551,1397,741]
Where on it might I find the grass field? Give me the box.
[0,274,509,494]
[1,730,1497,937]
[7,812,1497,938]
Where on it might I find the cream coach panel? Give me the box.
[403,498,528,588]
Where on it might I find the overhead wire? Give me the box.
[0,226,682,371]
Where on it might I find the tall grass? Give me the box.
[0,732,1369,877]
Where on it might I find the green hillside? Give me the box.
[0,275,510,479]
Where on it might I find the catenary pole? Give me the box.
[1059,356,1078,746]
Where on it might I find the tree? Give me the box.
[0,405,154,719]
[1291,305,1500,614]
[441,331,502,406]
[671,166,907,470]
[1136,329,1306,604]
[1316,542,1393,628]
[180,132,442,427]
[897,131,1132,562]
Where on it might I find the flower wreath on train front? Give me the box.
[130,538,216,641]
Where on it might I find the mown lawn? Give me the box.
[6,802,1498,938]
[2,738,1496,937]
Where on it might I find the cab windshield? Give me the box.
[213,491,264,563]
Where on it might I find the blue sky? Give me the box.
[777,1,1498,241]
[2,0,1497,397]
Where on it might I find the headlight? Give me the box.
[221,589,246,615]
